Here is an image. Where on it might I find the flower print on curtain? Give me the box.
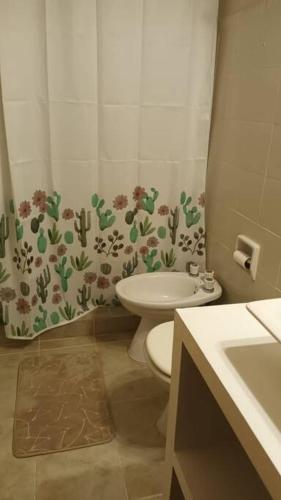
[0,0,218,339]
[0,180,206,338]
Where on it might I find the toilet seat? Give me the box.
[145,321,174,380]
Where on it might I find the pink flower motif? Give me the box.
[147,236,159,247]
[158,205,169,216]
[18,201,31,219]
[16,298,31,314]
[53,284,60,292]
[31,295,38,306]
[124,245,133,255]
[32,190,47,208]
[84,272,97,284]
[97,276,110,289]
[112,275,121,285]
[198,192,205,207]
[35,257,43,268]
[133,186,146,201]
[57,244,67,256]
[39,202,48,213]
[49,254,58,263]
[62,208,74,220]
[139,246,148,256]
[136,200,143,210]
[52,293,62,305]
[113,195,128,210]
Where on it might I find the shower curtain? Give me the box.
[0,0,218,339]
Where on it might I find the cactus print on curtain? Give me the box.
[0,186,205,338]
[0,0,218,338]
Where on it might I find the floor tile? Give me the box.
[36,441,128,500]
[39,319,94,340]
[98,340,167,402]
[139,495,164,500]
[0,355,20,421]
[112,397,167,500]
[96,330,135,342]
[0,326,167,500]
[0,329,39,355]
[0,419,36,500]
[138,495,164,500]
[39,335,95,351]
[0,456,36,500]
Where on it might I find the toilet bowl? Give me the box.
[145,321,174,435]
[116,272,222,362]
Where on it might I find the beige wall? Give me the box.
[206,0,281,302]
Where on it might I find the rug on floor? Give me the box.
[13,350,114,457]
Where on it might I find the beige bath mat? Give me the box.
[13,350,114,457]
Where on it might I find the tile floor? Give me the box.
[0,319,168,500]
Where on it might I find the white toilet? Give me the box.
[145,321,173,385]
[116,272,222,362]
[145,321,174,435]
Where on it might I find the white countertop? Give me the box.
[176,303,281,499]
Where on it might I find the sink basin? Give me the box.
[116,272,222,312]
[116,272,222,362]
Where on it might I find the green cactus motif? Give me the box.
[36,265,51,303]
[20,282,30,297]
[168,207,179,245]
[33,305,48,333]
[185,206,201,227]
[142,249,161,273]
[141,188,159,214]
[37,228,47,254]
[11,321,31,337]
[180,191,201,228]
[2,187,207,338]
[46,192,61,221]
[92,194,116,231]
[48,223,62,244]
[139,216,155,236]
[161,249,176,268]
[130,221,138,243]
[0,302,9,326]
[91,193,99,208]
[50,311,60,325]
[122,252,138,278]
[64,231,74,244]
[70,251,92,271]
[59,301,76,320]
[100,263,112,275]
[30,213,44,234]
[55,257,73,292]
[77,284,91,311]
[157,226,166,239]
[0,263,10,284]
[74,209,91,247]
[125,207,138,225]
[92,294,107,306]
[15,219,23,241]
[0,214,9,258]
[9,200,15,214]
[112,295,121,306]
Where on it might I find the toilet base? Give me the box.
[128,317,160,363]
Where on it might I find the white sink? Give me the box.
[116,272,222,362]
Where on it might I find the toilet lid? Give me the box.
[146,321,174,377]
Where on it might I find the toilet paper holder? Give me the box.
[233,234,260,281]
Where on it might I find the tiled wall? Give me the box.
[206,0,281,302]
